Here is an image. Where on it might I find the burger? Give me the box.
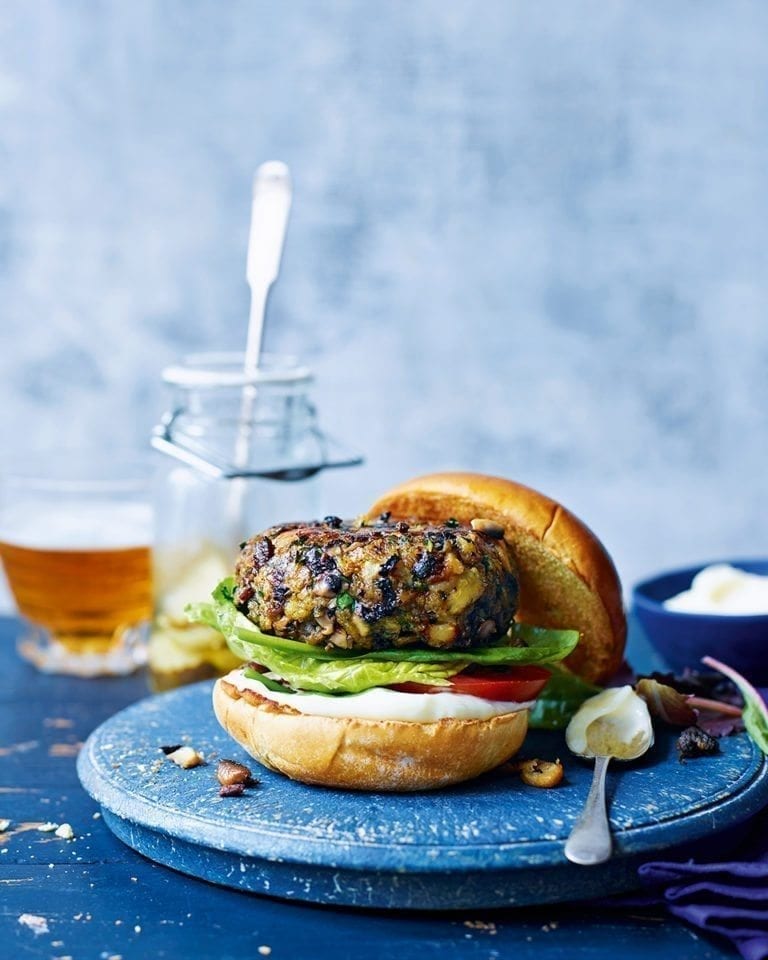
[191,473,625,791]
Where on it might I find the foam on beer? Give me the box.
[0,501,152,550]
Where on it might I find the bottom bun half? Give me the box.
[213,678,529,792]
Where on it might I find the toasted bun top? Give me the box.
[367,472,625,684]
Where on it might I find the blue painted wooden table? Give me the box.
[0,615,751,959]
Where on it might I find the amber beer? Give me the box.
[0,539,152,654]
[0,475,153,673]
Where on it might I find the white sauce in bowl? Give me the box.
[664,564,768,615]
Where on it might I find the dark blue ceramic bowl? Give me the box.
[632,559,768,684]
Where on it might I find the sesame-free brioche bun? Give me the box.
[368,472,625,684]
[213,678,528,792]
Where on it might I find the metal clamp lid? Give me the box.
[151,411,363,482]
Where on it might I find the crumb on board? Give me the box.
[258,947,272,956]
[0,819,10,832]
[55,823,74,840]
[37,822,58,832]
[49,742,83,758]
[44,717,74,729]
[463,920,498,934]
[0,740,38,757]
[164,745,205,769]
[17,914,49,936]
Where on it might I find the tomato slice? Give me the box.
[391,665,551,702]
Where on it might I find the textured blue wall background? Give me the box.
[1,1,767,603]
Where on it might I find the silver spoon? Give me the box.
[564,686,654,866]
[564,755,612,865]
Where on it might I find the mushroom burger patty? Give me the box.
[233,515,519,651]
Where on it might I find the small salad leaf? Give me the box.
[528,665,601,730]
[635,678,697,727]
[645,669,742,708]
[633,671,744,737]
[697,713,743,739]
[702,656,768,754]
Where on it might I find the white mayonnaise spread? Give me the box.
[224,668,533,722]
[664,563,768,615]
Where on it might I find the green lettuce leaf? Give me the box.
[187,579,579,695]
[528,665,602,730]
[242,645,460,694]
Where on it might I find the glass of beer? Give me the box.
[0,457,153,676]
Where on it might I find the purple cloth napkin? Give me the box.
[610,691,768,960]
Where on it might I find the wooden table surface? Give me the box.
[0,615,738,960]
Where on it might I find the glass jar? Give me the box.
[148,352,361,689]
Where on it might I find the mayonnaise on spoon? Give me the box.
[564,687,654,865]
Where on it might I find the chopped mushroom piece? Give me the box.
[216,759,253,787]
[518,758,564,788]
[676,726,719,761]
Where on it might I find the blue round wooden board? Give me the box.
[77,680,768,909]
